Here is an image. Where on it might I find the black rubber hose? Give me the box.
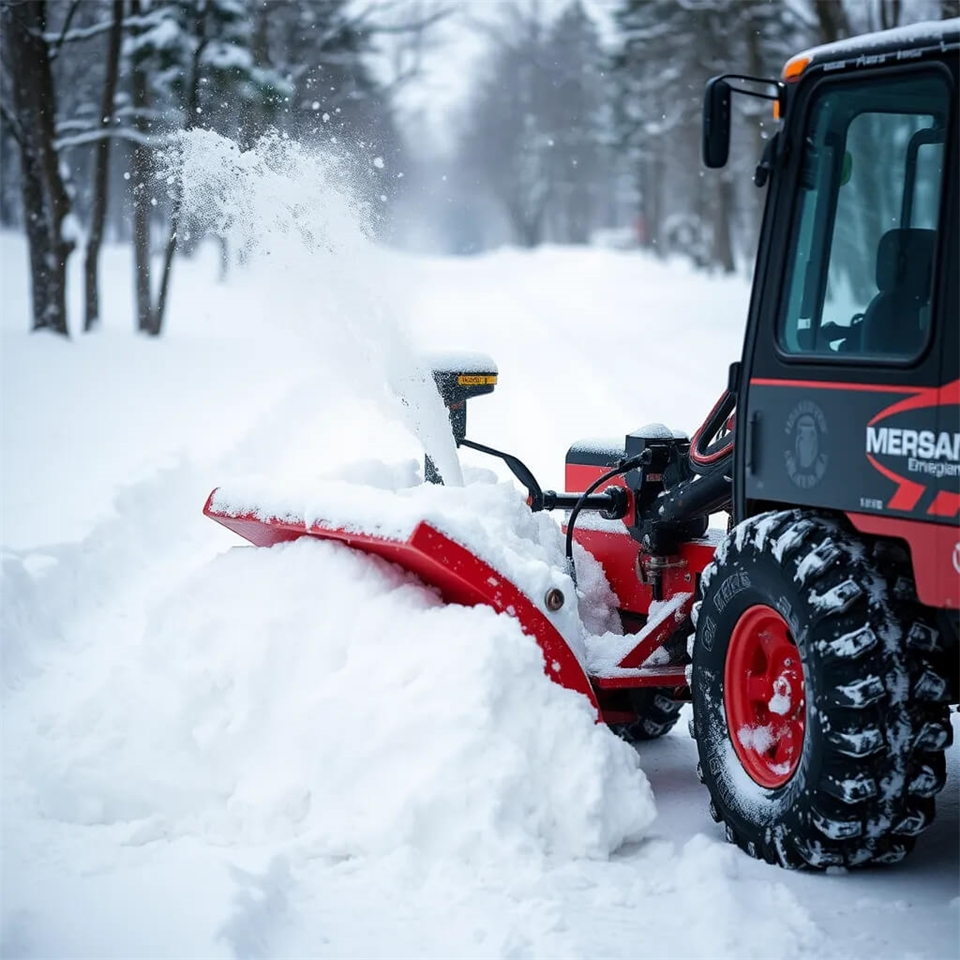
[565,455,645,586]
[690,389,736,475]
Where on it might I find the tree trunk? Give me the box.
[83,0,125,333]
[20,140,63,330]
[3,0,74,336]
[879,0,902,31]
[518,206,545,248]
[153,0,209,336]
[0,117,21,227]
[131,98,153,330]
[644,153,664,256]
[218,236,229,282]
[129,0,154,334]
[813,0,851,44]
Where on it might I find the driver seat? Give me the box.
[861,227,936,356]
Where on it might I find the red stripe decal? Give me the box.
[928,491,960,518]
[750,377,923,395]
[864,453,926,511]
[867,380,960,425]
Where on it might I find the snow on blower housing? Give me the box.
[206,20,959,870]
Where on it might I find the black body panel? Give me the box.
[734,35,959,525]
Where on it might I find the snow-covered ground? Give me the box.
[1,144,957,960]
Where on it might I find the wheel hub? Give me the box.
[724,604,806,788]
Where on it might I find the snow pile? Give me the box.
[0,461,210,692]
[3,533,654,865]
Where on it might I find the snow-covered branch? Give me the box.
[55,126,165,151]
[46,14,154,50]
[361,5,453,36]
[56,106,164,138]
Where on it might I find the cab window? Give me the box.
[779,71,950,360]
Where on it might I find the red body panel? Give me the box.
[204,490,600,710]
[565,463,631,499]
[571,526,715,616]
[846,511,960,609]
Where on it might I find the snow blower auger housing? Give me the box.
[206,19,959,871]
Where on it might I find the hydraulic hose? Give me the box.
[565,454,645,586]
[689,389,736,475]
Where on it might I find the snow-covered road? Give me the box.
[2,192,957,960]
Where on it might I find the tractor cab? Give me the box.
[683,20,959,869]
[705,19,959,609]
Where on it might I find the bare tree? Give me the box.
[153,0,210,336]
[84,0,125,332]
[460,1,601,248]
[128,0,154,334]
[1,0,75,336]
[813,0,852,43]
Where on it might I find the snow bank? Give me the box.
[1,500,824,959]
[4,533,654,861]
[0,490,661,957]
[0,462,213,691]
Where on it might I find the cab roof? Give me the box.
[786,18,959,79]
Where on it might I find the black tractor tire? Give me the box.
[613,688,684,743]
[689,509,952,869]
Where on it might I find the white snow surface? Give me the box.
[1,134,957,960]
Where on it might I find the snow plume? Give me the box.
[169,129,463,485]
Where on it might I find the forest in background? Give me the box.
[1,0,957,337]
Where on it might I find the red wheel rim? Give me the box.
[724,604,805,788]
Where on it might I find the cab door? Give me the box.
[737,61,957,531]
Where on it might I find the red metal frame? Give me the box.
[846,511,960,609]
[616,589,694,669]
[592,665,688,690]
[204,490,600,711]
[203,484,720,720]
[571,525,715,616]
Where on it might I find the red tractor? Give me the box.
[206,20,959,869]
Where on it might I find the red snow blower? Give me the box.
[207,21,959,871]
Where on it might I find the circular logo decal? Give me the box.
[953,542,960,577]
[785,400,828,489]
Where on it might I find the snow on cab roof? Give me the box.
[785,18,959,78]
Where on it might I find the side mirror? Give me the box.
[703,77,732,169]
